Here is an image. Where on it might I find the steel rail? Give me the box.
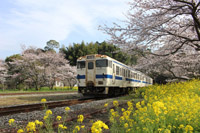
[0,99,94,116]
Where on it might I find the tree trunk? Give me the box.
[34,83,39,91]
[2,84,5,91]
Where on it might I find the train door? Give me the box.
[112,64,115,83]
[86,61,96,86]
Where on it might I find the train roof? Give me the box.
[77,54,152,79]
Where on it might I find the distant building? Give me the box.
[55,78,64,87]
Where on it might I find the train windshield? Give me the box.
[96,59,108,67]
[77,61,85,69]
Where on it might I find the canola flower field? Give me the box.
[108,79,200,133]
[9,79,200,133]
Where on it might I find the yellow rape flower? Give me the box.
[178,124,184,129]
[141,101,145,106]
[58,124,67,130]
[124,123,128,128]
[158,128,163,132]
[91,120,109,133]
[41,98,47,103]
[113,100,119,107]
[59,124,64,129]
[77,115,84,123]
[81,125,85,128]
[26,122,36,132]
[185,125,193,132]
[110,109,114,113]
[9,119,15,126]
[120,116,125,122]
[126,129,131,133]
[56,116,62,121]
[43,115,48,120]
[136,102,141,109]
[65,107,70,111]
[17,129,24,133]
[104,103,108,107]
[46,110,52,116]
[35,120,40,124]
[39,121,43,127]
[58,124,67,129]
[164,129,171,133]
[34,120,43,127]
[74,126,80,132]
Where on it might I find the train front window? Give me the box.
[96,59,108,67]
[88,62,94,69]
[77,61,85,69]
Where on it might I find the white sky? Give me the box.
[0,0,129,59]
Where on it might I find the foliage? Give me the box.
[44,40,60,52]
[60,41,137,66]
[5,54,22,63]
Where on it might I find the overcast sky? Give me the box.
[0,0,129,59]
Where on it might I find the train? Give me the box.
[77,54,153,96]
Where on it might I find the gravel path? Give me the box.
[0,98,114,131]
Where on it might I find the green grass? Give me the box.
[0,86,78,93]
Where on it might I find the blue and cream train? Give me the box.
[77,54,153,96]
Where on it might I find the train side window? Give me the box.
[96,59,108,67]
[77,61,85,69]
[116,66,119,75]
[88,62,93,69]
[128,70,130,78]
[113,64,115,73]
[108,61,112,68]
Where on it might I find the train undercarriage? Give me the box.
[78,86,134,97]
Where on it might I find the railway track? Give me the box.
[0,98,96,116]
[0,91,75,96]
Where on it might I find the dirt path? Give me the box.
[0,92,81,107]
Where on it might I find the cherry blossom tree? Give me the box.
[9,47,76,90]
[102,0,200,54]
[40,52,77,90]
[0,60,8,91]
[135,45,200,81]
[58,65,77,89]
[101,0,200,81]
[9,49,44,90]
